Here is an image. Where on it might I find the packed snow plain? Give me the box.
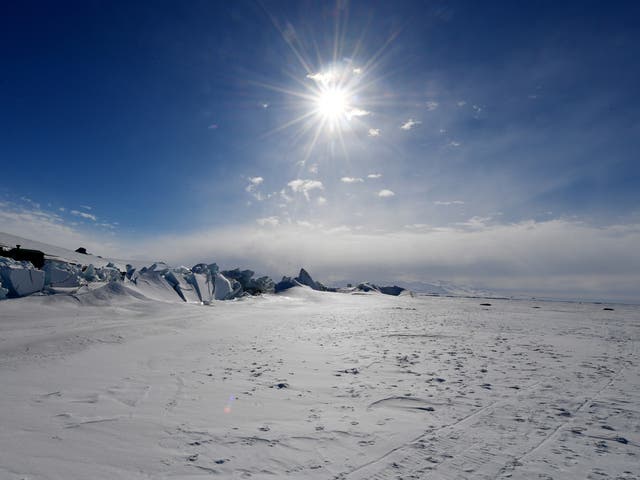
[1,243,639,479]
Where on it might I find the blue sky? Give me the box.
[1,1,639,300]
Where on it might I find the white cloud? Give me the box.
[308,163,319,174]
[352,67,362,75]
[434,200,465,206]
[306,71,334,83]
[448,141,461,147]
[80,205,92,210]
[457,101,466,107]
[341,177,364,183]
[346,108,370,119]
[71,210,97,221]
[367,173,382,179]
[368,128,380,137]
[288,179,324,200]
[245,177,265,201]
[378,189,395,198]
[256,216,280,227]
[400,119,421,130]
[425,101,439,111]
[317,196,327,206]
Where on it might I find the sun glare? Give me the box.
[316,87,348,120]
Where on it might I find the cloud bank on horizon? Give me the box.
[1,1,639,300]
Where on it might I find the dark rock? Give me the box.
[75,247,88,255]
[274,276,301,293]
[379,285,405,296]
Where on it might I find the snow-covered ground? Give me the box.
[0,286,638,479]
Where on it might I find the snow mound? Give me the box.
[72,282,150,306]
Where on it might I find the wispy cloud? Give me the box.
[448,141,461,147]
[425,101,439,111]
[457,101,466,107]
[434,200,465,205]
[368,128,380,137]
[80,205,92,211]
[367,173,382,179]
[0,201,120,256]
[71,210,97,221]
[400,119,421,130]
[256,216,280,227]
[317,196,327,206]
[347,108,370,119]
[306,71,334,83]
[288,179,324,200]
[378,189,395,198]
[341,177,364,183]
[245,176,266,201]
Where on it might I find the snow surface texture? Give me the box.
[0,287,638,479]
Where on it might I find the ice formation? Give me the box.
[43,260,82,288]
[0,257,45,297]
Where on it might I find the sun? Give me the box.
[316,87,348,120]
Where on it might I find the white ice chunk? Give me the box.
[214,273,233,300]
[165,268,201,303]
[43,260,82,288]
[191,272,213,303]
[0,257,45,297]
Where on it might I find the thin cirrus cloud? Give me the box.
[434,200,465,206]
[400,119,421,130]
[340,177,364,183]
[367,173,382,179]
[378,189,395,198]
[368,128,380,137]
[71,210,97,221]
